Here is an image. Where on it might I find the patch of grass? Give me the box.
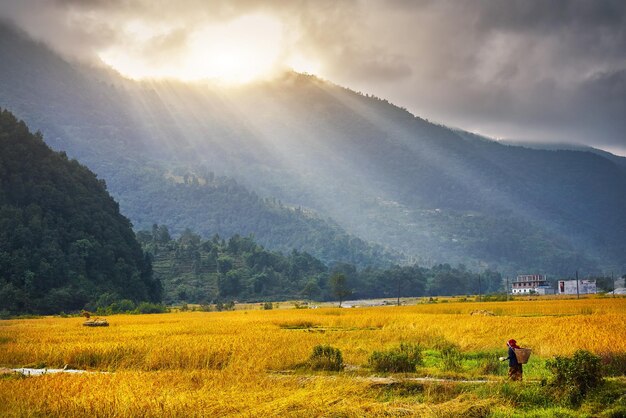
[0,372,27,381]
[481,355,505,375]
[496,381,555,409]
[368,343,423,373]
[0,336,14,344]
[441,346,464,372]
[427,335,459,351]
[489,406,585,417]
[579,307,594,315]
[583,379,626,417]
[422,382,466,404]
[306,345,344,371]
[278,320,319,329]
[368,381,426,403]
[464,350,506,376]
[599,352,626,376]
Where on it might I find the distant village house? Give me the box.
[558,279,596,295]
[511,274,554,295]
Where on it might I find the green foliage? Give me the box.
[329,273,351,306]
[481,293,510,302]
[134,302,168,314]
[215,301,235,311]
[368,343,424,373]
[307,345,344,371]
[0,110,161,315]
[480,355,505,375]
[110,299,136,313]
[262,302,273,310]
[145,228,330,304]
[599,352,626,376]
[547,350,604,406]
[143,226,515,304]
[441,346,464,372]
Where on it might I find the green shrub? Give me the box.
[110,299,136,313]
[441,346,463,372]
[368,343,423,372]
[307,345,344,371]
[481,355,504,375]
[547,350,604,406]
[482,294,509,302]
[263,302,273,310]
[215,301,235,311]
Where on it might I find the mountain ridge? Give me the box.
[0,108,161,314]
[1,22,624,275]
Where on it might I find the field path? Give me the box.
[271,370,501,384]
[3,368,106,376]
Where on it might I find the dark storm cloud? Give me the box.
[0,0,624,152]
[340,0,626,151]
[475,0,625,32]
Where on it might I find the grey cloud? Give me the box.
[475,0,625,33]
[0,0,624,151]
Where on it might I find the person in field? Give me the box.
[499,339,523,380]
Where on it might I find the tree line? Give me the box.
[141,224,505,305]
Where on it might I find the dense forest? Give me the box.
[0,109,161,315]
[2,23,625,276]
[140,225,504,304]
[113,164,398,268]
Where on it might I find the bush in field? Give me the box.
[307,345,344,371]
[368,343,423,372]
[263,302,273,310]
[441,346,463,372]
[110,299,136,313]
[216,301,235,311]
[481,355,504,375]
[547,350,604,406]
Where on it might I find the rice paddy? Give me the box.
[1,297,625,417]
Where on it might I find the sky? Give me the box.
[1,0,625,155]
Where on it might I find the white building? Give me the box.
[558,279,596,295]
[511,274,554,294]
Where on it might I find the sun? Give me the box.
[98,14,285,84]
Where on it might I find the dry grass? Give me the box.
[0,297,624,417]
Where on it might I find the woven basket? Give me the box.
[514,348,532,364]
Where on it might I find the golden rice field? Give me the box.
[1,297,625,417]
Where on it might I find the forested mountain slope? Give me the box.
[0,109,161,314]
[0,23,395,268]
[139,225,503,304]
[1,23,625,275]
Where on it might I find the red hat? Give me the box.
[507,339,520,349]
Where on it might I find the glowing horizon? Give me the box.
[97,13,321,85]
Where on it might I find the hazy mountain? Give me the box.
[1,23,625,276]
[0,23,396,269]
[497,138,626,169]
[0,109,161,314]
